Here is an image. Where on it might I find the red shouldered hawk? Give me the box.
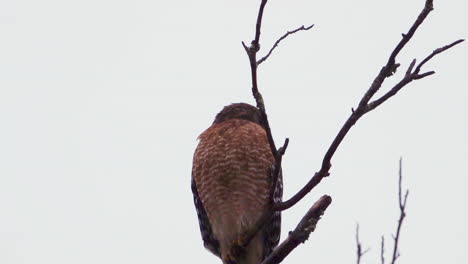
[191,103,282,264]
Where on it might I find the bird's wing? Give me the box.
[191,177,220,257]
[262,168,283,258]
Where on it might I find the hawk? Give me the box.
[191,103,282,264]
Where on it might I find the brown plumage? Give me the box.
[191,103,282,264]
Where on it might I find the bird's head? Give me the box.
[213,103,263,127]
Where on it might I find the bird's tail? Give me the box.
[222,233,264,264]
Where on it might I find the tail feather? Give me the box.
[222,233,264,264]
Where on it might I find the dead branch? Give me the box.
[274,0,463,211]
[260,195,332,264]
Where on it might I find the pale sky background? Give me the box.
[0,0,467,263]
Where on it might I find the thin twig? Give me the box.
[390,158,409,264]
[261,195,332,264]
[366,39,464,113]
[414,39,465,74]
[274,0,463,212]
[356,223,370,264]
[257,24,314,65]
[381,236,385,264]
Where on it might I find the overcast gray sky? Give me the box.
[0,0,467,263]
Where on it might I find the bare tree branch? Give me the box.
[274,0,463,212]
[260,195,332,264]
[356,223,370,264]
[257,24,314,65]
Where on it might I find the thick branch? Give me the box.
[274,0,463,211]
[261,195,332,264]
